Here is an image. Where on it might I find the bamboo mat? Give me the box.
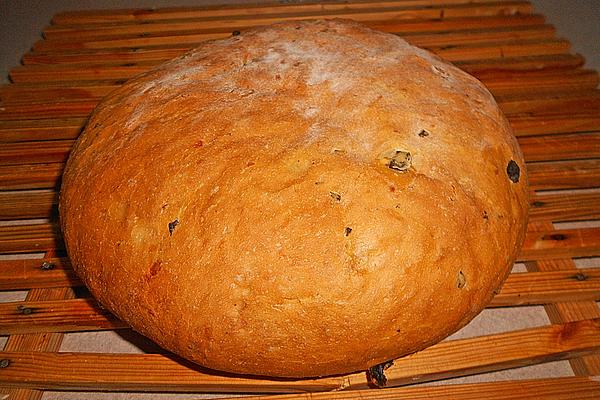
[0,0,599,398]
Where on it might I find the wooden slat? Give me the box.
[519,227,600,262]
[1,286,75,400]
[0,257,76,290]
[512,115,600,136]
[48,0,521,25]
[529,191,600,223]
[0,102,97,121]
[0,163,63,191]
[0,318,598,392]
[0,298,125,334]
[519,133,600,162]
[0,190,57,220]
[22,48,188,67]
[498,90,600,116]
[2,268,600,333]
[0,85,118,105]
[528,159,600,191]
[0,223,62,254]
[0,118,86,143]
[225,376,600,400]
[492,269,600,307]
[526,221,600,376]
[482,69,598,97]
[373,317,600,388]
[0,141,72,166]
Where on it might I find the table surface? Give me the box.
[0,1,599,399]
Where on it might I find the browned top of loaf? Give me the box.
[60,19,529,378]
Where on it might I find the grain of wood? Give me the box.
[492,269,600,307]
[0,102,98,121]
[0,141,72,166]
[0,84,120,105]
[0,163,63,191]
[527,160,600,191]
[0,190,57,220]
[519,133,600,162]
[0,298,125,334]
[497,90,600,115]
[511,115,600,136]
[528,191,600,223]
[519,227,600,262]
[0,223,62,254]
[0,118,85,143]
[0,318,597,392]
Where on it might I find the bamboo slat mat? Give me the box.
[0,0,599,398]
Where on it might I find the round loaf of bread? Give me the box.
[60,19,528,378]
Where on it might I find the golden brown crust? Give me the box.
[59,19,529,378]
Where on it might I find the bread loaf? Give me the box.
[59,19,529,378]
